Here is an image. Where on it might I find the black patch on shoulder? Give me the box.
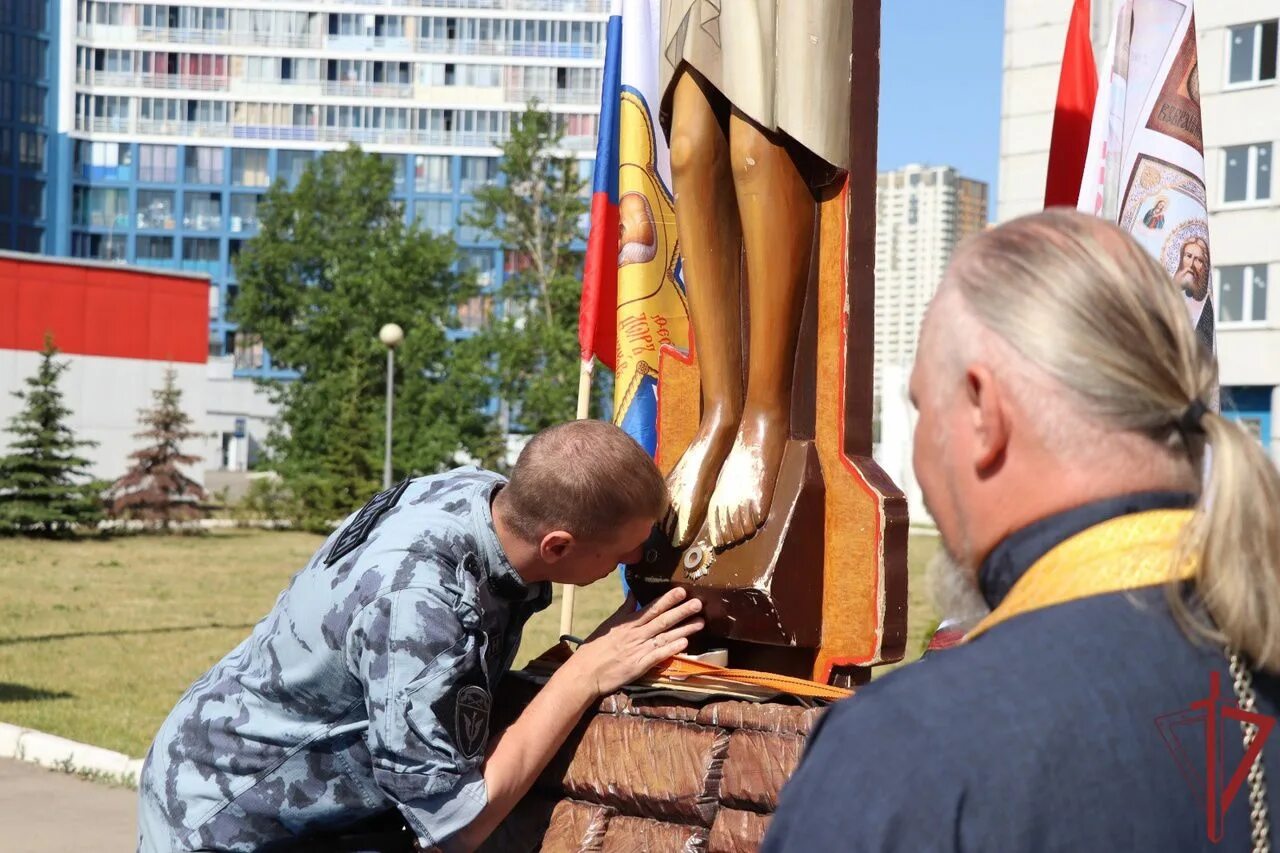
[325,480,411,567]
[428,663,490,761]
[454,685,491,760]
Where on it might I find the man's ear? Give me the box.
[538,530,574,564]
[965,364,1010,472]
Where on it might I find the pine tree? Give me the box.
[0,335,104,536]
[106,368,207,528]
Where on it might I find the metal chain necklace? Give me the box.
[1228,649,1271,853]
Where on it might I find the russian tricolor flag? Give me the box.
[578,11,623,373]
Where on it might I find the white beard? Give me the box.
[925,547,992,625]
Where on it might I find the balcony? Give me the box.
[503,86,599,106]
[184,216,223,232]
[78,69,230,92]
[326,35,414,53]
[81,114,596,150]
[135,26,232,46]
[76,23,323,50]
[181,259,220,276]
[321,80,415,98]
[416,38,603,60]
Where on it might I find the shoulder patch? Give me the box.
[455,685,491,760]
[427,662,491,761]
[325,479,411,567]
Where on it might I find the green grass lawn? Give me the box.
[0,529,938,758]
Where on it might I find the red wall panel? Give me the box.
[0,257,207,364]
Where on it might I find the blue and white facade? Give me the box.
[4,0,606,473]
[10,0,606,371]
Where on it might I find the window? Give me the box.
[139,144,178,182]
[231,149,269,187]
[136,235,174,260]
[137,190,175,229]
[182,237,220,273]
[1228,20,1278,85]
[234,334,265,371]
[277,150,312,188]
[73,186,127,227]
[456,201,484,243]
[17,179,43,219]
[183,191,222,229]
[208,283,221,322]
[460,157,497,192]
[17,131,44,170]
[463,249,496,289]
[1216,265,1269,323]
[414,154,451,192]
[456,296,491,332]
[229,193,259,231]
[71,232,126,261]
[75,140,133,181]
[381,154,406,188]
[185,146,224,183]
[414,199,452,234]
[1223,143,1272,203]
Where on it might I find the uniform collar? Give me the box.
[470,480,549,606]
[978,491,1196,611]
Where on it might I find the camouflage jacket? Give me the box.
[137,469,551,852]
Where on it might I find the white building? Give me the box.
[1000,0,1280,460]
[20,0,608,483]
[874,164,988,403]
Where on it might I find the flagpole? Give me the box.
[558,358,595,638]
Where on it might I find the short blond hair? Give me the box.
[498,420,666,543]
[945,209,1280,672]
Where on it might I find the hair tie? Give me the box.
[1177,399,1208,436]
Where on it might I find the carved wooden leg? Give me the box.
[707,114,815,549]
[661,69,746,548]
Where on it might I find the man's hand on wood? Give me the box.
[567,587,704,697]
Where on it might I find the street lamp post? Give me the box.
[379,323,405,490]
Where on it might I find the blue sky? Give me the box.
[879,0,1007,211]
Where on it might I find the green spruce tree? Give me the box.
[282,356,381,532]
[106,368,207,529]
[0,335,103,536]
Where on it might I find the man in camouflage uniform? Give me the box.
[139,421,704,852]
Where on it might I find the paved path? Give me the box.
[0,759,137,851]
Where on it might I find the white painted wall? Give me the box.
[0,349,208,485]
[202,357,278,473]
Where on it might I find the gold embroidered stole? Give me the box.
[966,509,1197,641]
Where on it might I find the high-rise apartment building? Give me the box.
[873,163,989,401]
[0,2,56,253]
[1000,0,1280,461]
[5,0,606,373]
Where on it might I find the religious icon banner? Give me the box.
[1077,0,1214,351]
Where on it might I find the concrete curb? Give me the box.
[0,722,143,788]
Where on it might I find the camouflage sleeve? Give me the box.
[346,582,491,847]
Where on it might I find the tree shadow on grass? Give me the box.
[0,623,256,647]
[0,683,74,702]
